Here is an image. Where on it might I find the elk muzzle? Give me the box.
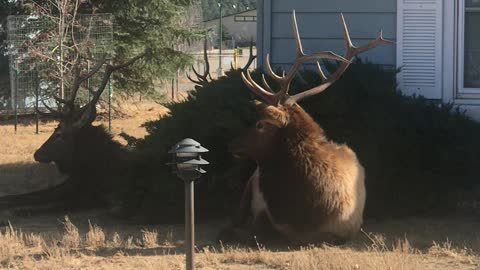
[34,148,52,163]
[228,135,250,160]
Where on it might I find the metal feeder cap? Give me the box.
[168,138,209,154]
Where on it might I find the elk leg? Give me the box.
[0,181,72,208]
[275,227,348,247]
[249,212,291,246]
[0,178,102,213]
[217,167,288,246]
[233,174,255,226]
[218,211,288,246]
[216,172,256,244]
[298,232,347,246]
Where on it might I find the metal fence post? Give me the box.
[108,77,112,132]
[35,72,39,134]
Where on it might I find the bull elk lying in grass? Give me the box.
[220,12,392,245]
[0,51,148,214]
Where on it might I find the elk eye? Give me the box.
[256,121,264,130]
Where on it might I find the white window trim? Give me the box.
[457,0,480,94]
[442,0,480,121]
[442,0,455,103]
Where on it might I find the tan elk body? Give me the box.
[226,11,391,245]
[231,102,366,243]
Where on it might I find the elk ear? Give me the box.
[256,103,289,128]
[72,105,97,130]
[252,100,263,107]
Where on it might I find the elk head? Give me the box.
[229,100,289,160]
[34,51,147,172]
[230,11,392,161]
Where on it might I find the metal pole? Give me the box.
[14,68,18,133]
[234,48,238,69]
[35,73,39,135]
[108,78,112,132]
[176,69,179,100]
[87,60,91,101]
[172,44,176,101]
[218,0,223,76]
[171,78,175,101]
[185,179,195,270]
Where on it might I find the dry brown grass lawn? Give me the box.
[1,98,480,269]
[1,213,480,270]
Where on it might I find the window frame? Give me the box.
[457,0,480,94]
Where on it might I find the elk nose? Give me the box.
[228,139,239,153]
[228,139,247,159]
[33,151,42,162]
[34,150,48,163]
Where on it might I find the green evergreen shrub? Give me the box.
[297,61,480,217]
[134,60,480,221]
[134,69,256,222]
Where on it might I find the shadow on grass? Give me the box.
[0,162,65,198]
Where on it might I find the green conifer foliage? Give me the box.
[91,0,203,96]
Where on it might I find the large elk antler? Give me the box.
[187,38,213,86]
[243,41,257,71]
[231,40,256,72]
[241,11,393,106]
[38,49,149,128]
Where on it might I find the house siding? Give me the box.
[256,0,480,121]
[258,0,397,70]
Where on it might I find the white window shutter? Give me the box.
[397,0,443,99]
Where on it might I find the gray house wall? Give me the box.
[257,0,397,70]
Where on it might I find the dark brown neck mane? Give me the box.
[284,105,327,143]
[256,104,327,167]
[254,104,333,230]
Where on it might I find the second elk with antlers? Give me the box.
[0,49,149,213]
[222,11,392,245]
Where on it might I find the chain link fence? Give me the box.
[6,14,113,115]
